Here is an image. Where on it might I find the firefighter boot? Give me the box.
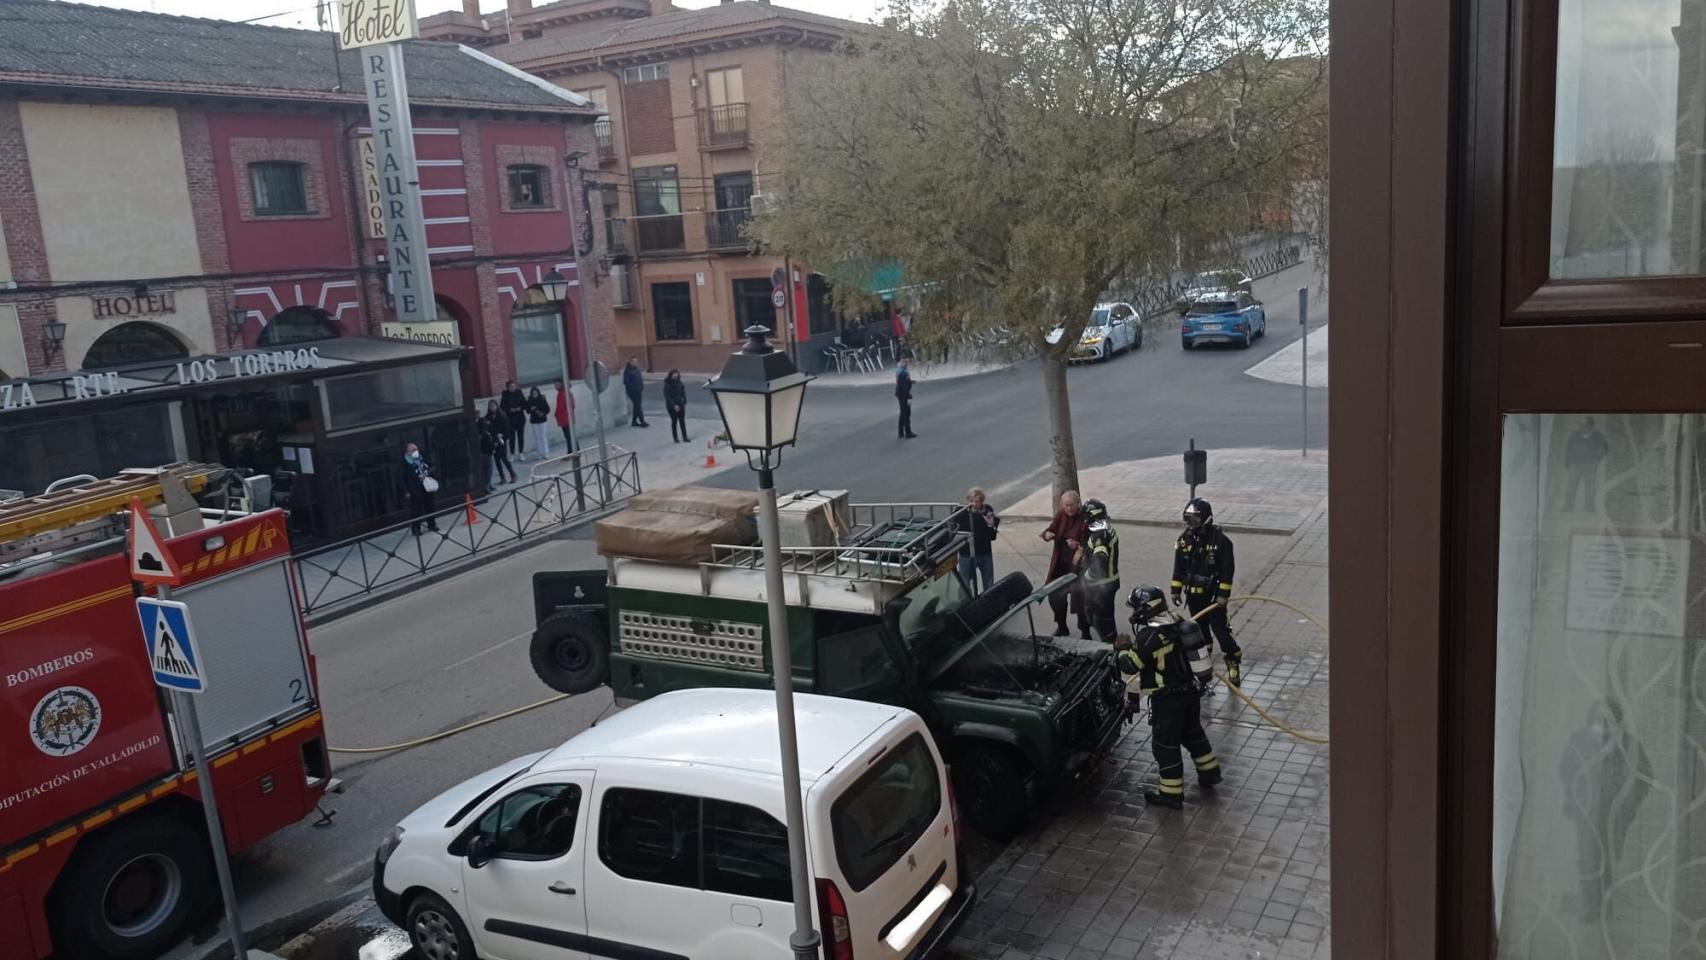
[1224,652,1243,688]
[1144,779,1185,809]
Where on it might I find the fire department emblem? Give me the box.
[30,686,102,757]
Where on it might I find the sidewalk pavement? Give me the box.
[947,505,1331,960]
[1245,324,1329,388]
[1002,449,1327,535]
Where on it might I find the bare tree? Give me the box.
[756,0,1326,498]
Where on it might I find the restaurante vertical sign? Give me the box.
[336,0,435,324]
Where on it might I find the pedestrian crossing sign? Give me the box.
[137,597,205,693]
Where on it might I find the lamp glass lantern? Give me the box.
[540,270,570,304]
[42,320,67,345]
[708,326,812,464]
[226,309,246,345]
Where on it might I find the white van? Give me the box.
[373,688,971,960]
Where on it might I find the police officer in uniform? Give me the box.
[1116,585,1222,808]
[1080,499,1121,642]
[1171,498,1242,686]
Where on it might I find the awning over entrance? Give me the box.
[0,337,465,414]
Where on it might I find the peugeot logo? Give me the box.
[906,853,917,871]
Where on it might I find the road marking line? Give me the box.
[443,628,533,671]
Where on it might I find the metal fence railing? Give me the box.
[292,449,639,617]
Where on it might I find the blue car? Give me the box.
[1181,291,1266,350]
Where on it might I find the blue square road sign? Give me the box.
[138,597,205,693]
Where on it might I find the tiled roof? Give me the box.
[497,1,861,65]
[0,0,592,113]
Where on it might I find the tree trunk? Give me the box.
[1040,351,1080,502]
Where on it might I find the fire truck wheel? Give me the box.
[530,609,610,694]
[406,891,476,960]
[52,816,210,960]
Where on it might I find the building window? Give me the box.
[652,282,694,341]
[257,306,341,347]
[572,86,610,115]
[250,161,309,216]
[633,165,684,252]
[82,321,189,370]
[705,67,744,107]
[808,274,835,335]
[622,63,668,83]
[507,164,550,209]
[732,278,774,332]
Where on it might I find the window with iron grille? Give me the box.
[622,63,669,83]
[652,282,694,341]
[250,161,309,216]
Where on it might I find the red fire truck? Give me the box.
[0,466,332,960]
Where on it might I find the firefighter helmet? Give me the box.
[1127,584,1168,618]
[1183,498,1213,529]
[1083,498,1108,522]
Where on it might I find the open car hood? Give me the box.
[924,574,1078,684]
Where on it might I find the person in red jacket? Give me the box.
[1039,490,1090,637]
[554,382,577,453]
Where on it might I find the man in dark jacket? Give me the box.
[499,380,527,456]
[954,487,1000,593]
[623,358,649,427]
[399,442,438,535]
[1172,498,1241,685]
[895,357,916,438]
[1563,416,1609,512]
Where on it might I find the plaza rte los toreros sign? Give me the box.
[335,0,436,325]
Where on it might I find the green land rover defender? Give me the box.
[527,500,1130,839]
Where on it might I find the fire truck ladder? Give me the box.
[0,463,226,572]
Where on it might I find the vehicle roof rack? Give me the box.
[0,463,226,575]
[606,502,970,615]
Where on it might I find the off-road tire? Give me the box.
[530,609,609,694]
[51,815,211,960]
[954,744,1030,841]
[406,891,477,960]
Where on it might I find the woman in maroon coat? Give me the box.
[1039,490,1090,637]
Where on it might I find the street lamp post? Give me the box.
[542,269,610,508]
[707,325,819,960]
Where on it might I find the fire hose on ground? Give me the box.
[1186,594,1330,745]
[325,594,1330,755]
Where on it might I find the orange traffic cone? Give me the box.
[465,493,480,526]
[704,440,718,468]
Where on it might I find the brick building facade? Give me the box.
[0,1,616,402]
[423,0,867,372]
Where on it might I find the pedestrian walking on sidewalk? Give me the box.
[555,382,577,454]
[623,358,649,427]
[1117,585,1222,809]
[399,442,439,536]
[482,401,517,486]
[1081,498,1121,642]
[1040,490,1089,637]
[500,380,527,456]
[1172,498,1243,686]
[954,487,1000,593]
[895,356,916,438]
[663,369,690,442]
[478,408,499,491]
[526,387,551,461]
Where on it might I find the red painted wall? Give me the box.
[207,113,353,274]
[481,122,573,257]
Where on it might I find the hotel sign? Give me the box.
[334,0,417,49]
[93,291,176,319]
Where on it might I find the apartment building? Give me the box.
[424,0,864,372]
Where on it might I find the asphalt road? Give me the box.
[177,258,1328,956]
[690,259,1328,504]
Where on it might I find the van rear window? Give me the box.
[830,734,941,892]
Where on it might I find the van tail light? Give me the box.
[816,878,854,960]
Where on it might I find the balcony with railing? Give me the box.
[594,118,616,163]
[705,207,752,250]
[611,214,685,254]
[604,214,631,257]
[702,102,749,149]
